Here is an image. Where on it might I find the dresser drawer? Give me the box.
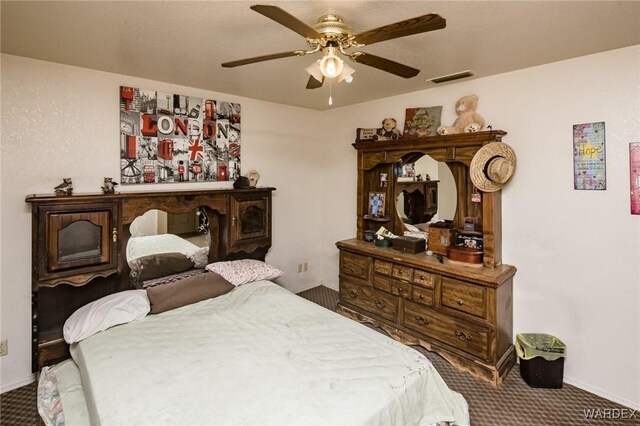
[373,259,392,276]
[441,277,486,319]
[372,274,392,292]
[38,338,70,369]
[392,264,413,282]
[390,280,411,300]
[412,269,435,289]
[341,252,371,280]
[404,301,490,361]
[411,286,434,307]
[340,280,398,322]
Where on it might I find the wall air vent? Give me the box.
[429,70,474,84]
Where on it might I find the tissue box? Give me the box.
[392,236,426,254]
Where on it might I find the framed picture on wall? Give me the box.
[368,192,386,218]
[630,142,640,215]
[573,121,606,190]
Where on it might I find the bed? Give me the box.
[38,277,469,426]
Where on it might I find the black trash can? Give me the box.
[516,333,567,389]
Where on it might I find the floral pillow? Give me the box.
[205,259,283,286]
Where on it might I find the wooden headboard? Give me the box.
[26,187,275,372]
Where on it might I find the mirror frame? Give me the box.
[353,131,507,269]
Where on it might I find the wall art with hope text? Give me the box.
[573,121,606,190]
[119,86,241,184]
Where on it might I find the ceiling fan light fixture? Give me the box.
[337,63,355,83]
[305,61,324,83]
[319,46,344,78]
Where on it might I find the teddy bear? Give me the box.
[372,118,402,141]
[437,95,485,135]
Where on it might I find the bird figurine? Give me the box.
[101,177,119,194]
[54,178,73,196]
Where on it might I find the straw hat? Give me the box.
[470,142,517,192]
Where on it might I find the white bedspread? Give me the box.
[70,281,468,426]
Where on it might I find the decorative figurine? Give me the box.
[437,94,485,135]
[54,178,73,196]
[101,177,119,194]
[247,170,260,187]
[371,118,402,141]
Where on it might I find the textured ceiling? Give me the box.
[2,1,639,111]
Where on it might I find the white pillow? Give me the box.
[184,246,209,269]
[63,290,150,344]
[205,259,283,286]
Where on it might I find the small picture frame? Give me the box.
[368,192,386,218]
[380,173,388,187]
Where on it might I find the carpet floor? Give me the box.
[1,285,637,426]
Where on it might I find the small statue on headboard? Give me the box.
[101,177,119,194]
[54,178,73,196]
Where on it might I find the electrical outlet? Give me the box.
[297,263,303,273]
[303,262,308,272]
[0,340,7,357]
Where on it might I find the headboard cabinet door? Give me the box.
[229,191,272,253]
[34,201,119,288]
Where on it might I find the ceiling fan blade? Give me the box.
[221,51,301,68]
[351,13,446,46]
[306,75,324,89]
[251,5,323,39]
[351,53,420,78]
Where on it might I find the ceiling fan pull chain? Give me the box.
[329,81,333,106]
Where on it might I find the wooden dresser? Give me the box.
[337,239,515,384]
[337,131,516,385]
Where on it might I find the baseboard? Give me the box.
[563,375,640,411]
[319,280,338,291]
[1,374,35,394]
[294,281,324,293]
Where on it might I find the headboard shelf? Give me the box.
[27,187,275,371]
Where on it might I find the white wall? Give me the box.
[2,46,638,410]
[321,45,640,409]
[0,54,323,391]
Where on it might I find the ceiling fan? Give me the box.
[221,5,446,90]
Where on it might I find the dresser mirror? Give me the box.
[394,153,458,230]
[126,208,211,264]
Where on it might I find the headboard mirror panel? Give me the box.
[126,208,213,287]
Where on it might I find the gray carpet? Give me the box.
[2,285,637,426]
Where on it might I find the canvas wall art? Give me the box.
[573,121,606,190]
[630,142,640,215]
[119,86,241,184]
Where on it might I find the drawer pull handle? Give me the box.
[348,290,358,299]
[375,300,386,309]
[397,270,403,275]
[397,287,404,293]
[418,294,425,301]
[455,330,472,342]
[457,300,465,306]
[415,316,430,326]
